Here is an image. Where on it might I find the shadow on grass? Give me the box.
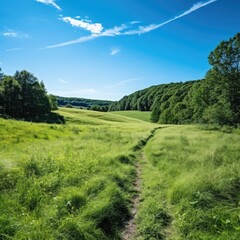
[26,112,65,124]
[0,112,65,124]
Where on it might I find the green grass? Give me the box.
[1,109,239,239]
[111,110,152,122]
[0,108,155,239]
[137,125,240,240]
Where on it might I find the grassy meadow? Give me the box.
[111,111,152,123]
[137,125,240,240]
[0,108,155,239]
[1,109,239,239]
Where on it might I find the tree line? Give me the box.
[0,70,59,122]
[57,96,112,111]
[109,33,240,126]
[1,32,239,125]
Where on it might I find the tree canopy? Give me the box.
[0,70,59,121]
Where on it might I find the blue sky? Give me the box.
[1,0,240,100]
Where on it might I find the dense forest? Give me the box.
[109,32,240,126]
[57,96,112,111]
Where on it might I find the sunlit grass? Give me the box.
[110,110,152,122]
[137,125,240,240]
[1,109,239,239]
[0,108,155,239]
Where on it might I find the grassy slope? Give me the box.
[137,125,240,240]
[1,109,239,239]
[0,108,155,239]
[111,111,152,123]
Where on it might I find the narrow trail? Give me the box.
[122,160,141,240]
[122,127,161,240]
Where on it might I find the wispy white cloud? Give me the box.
[62,16,103,34]
[3,30,28,38]
[44,0,217,49]
[58,79,67,84]
[45,35,99,49]
[110,48,120,56]
[130,21,142,25]
[45,24,127,49]
[3,32,18,37]
[101,24,127,37]
[36,0,61,10]
[6,47,23,52]
[123,0,218,35]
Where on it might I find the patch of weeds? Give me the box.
[66,192,86,214]
[0,167,22,191]
[116,154,135,164]
[0,215,17,239]
[59,221,86,240]
[23,159,41,178]
[33,133,39,139]
[19,180,45,211]
[43,134,49,140]
[137,202,172,240]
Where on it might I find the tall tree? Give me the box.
[48,94,58,110]
[0,76,21,118]
[203,33,240,125]
[14,70,51,118]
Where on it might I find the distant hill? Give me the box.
[57,96,113,110]
[109,33,240,126]
[109,80,200,123]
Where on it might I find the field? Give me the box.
[111,111,152,123]
[0,108,156,239]
[137,125,240,240]
[0,109,240,239]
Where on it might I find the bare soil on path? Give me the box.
[121,158,142,240]
[122,128,160,239]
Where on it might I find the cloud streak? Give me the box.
[6,48,23,52]
[45,0,217,49]
[3,32,18,37]
[110,48,120,56]
[36,0,61,11]
[3,30,28,38]
[44,24,128,49]
[58,79,67,84]
[45,24,129,49]
[62,17,103,34]
[123,0,218,35]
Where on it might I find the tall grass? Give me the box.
[1,110,239,239]
[137,125,240,239]
[0,108,155,239]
